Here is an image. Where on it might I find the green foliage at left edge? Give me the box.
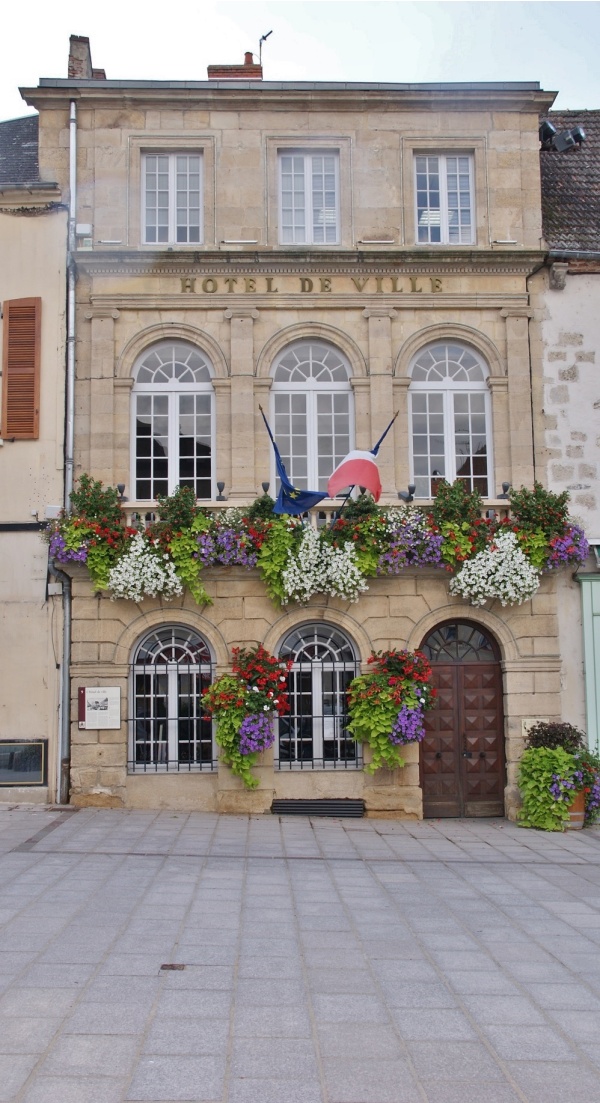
[211,704,260,789]
[517,746,575,831]
[346,678,406,774]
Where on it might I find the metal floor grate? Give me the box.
[271,799,365,818]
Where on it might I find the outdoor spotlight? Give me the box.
[116,483,128,502]
[398,483,416,503]
[216,481,228,501]
[498,481,511,500]
[553,130,577,152]
[261,481,270,495]
[571,126,586,145]
[539,120,557,147]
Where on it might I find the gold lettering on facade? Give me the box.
[175,275,444,294]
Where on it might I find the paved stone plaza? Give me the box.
[1,807,600,1102]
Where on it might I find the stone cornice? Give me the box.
[22,82,556,114]
[74,248,546,279]
[87,292,531,312]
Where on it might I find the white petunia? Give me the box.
[449,530,540,607]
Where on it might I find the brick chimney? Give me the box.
[68,35,106,80]
[207,52,263,81]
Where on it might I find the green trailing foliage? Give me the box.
[517,746,576,831]
[256,517,298,604]
[347,683,406,773]
[169,527,211,607]
[206,678,260,789]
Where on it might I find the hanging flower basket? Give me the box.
[347,649,437,773]
[201,645,292,788]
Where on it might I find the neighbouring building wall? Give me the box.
[532,266,600,741]
[0,203,67,801]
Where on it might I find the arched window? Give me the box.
[131,340,214,501]
[277,623,360,769]
[409,341,492,499]
[128,625,215,772]
[271,340,353,492]
[422,621,499,663]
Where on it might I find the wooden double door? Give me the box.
[420,622,505,818]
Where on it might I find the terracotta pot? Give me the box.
[566,789,586,830]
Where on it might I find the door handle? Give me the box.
[479,751,486,759]
[462,751,473,758]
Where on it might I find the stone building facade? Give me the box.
[20,37,571,815]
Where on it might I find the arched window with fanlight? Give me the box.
[131,340,215,501]
[409,341,492,499]
[277,623,361,769]
[128,626,215,772]
[271,340,353,492]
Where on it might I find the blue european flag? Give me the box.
[259,408,328,516]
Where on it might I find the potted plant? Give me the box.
[517,722,600,831]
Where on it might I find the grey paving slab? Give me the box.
[1,807,600,1102]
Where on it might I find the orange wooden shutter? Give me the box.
[1,298,41,439]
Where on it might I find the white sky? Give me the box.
[2,1,599,122]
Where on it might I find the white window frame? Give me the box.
[409,344,493,499]
[271,341,353,492]
[142,152,203,246]
[131,342,215,502]
[278,150,340,245]
[414,153,475,245]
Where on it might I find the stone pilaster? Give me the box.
[84,308,119,485]
[363,308,398,497]
[225,307,258,500]
[502,307,535,487]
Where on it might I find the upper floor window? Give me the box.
[142,153,203,245]
[409,342,491,498]
[279,152,340,245]
[132,341,214,501]
[415,154,474,245]
[271,340,352,492]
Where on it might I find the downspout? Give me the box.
[50,561,72,805]
[526,258,547,485]
[56,99,77,804]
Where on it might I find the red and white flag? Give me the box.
[327,450,382,502]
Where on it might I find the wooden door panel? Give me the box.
[421,661,505,818]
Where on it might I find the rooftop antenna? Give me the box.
[259,30,273,66]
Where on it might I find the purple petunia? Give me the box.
[389,704,426,745]
[48,532,88,563]
[238,711,275,755]
[378,520,443,574]
[546,525,589,570]
[196,527,257,569]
